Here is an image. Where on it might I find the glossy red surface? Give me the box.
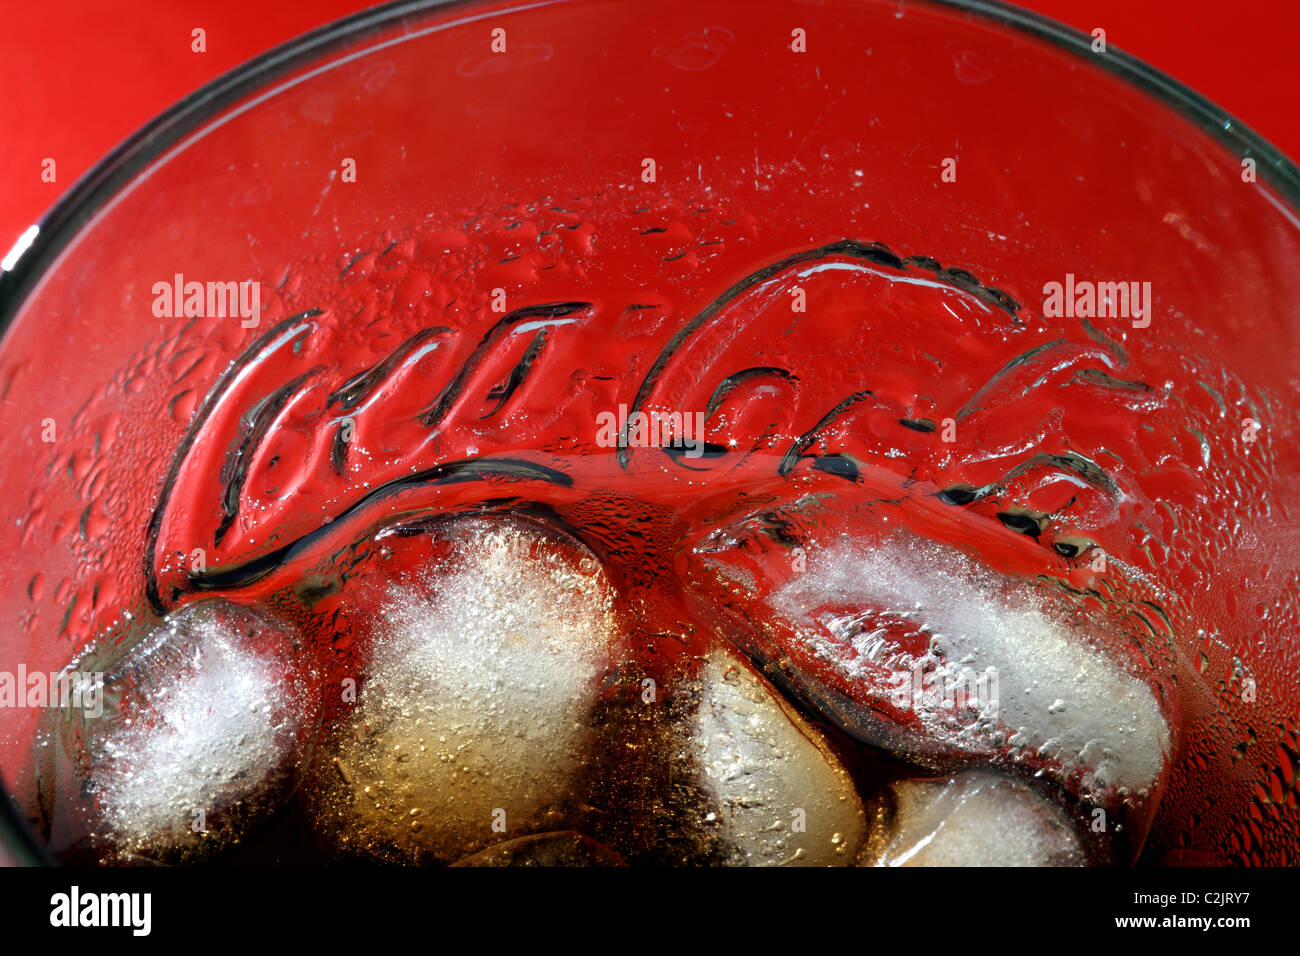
[4,0,1300,257]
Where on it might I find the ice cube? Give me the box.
[776,535,1169,792]
[686,647,867,866]
[307,516,623,863]
[865,770,1086,866]
[68,600,317,863]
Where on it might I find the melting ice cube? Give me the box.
[776,536,1170,793]
[64,599,317,863]
[307,516,623,863]
[865,770,1086,867]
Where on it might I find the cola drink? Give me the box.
[1,0,1298,867]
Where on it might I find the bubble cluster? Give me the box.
[61,600,317,863]
[307,516,623,863]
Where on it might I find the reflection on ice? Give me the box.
[777,536,1170,793]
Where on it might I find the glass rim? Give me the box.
[1,0,1297,865]
[2,0,1300,331]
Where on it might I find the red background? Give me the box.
[2,0,1298,259]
